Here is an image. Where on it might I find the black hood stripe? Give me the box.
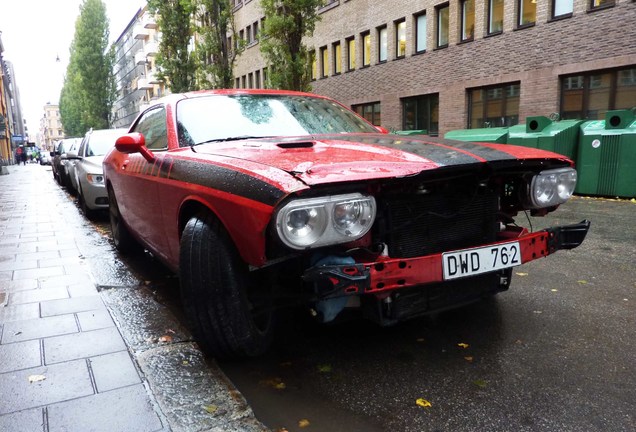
[319,134,515,166]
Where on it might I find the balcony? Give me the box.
[147,72,162,84]
[144,41,158,56]
[133,24,148,40]
[134,51,146,65]
[143,14,158,29]
[137,78,152,90]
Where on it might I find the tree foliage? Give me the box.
[149,0,243,91]
[148,0,197,92]
[59,0,115,136]
[259,0,323,91]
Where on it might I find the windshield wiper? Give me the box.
[194,135,271,145]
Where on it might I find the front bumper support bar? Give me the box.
[303,220,590,299]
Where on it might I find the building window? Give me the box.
[333,42,342,74]
[353,102,382,126]
[378,26,388,62]
[321,46,328,77]
[255,70,261,88]
[263,67,268,88]
[488,0,504,34]
[518,0,536,27]
[246,25,252,43]
[402,94,440,136]
[415,12,427,53]
[395,19,406,58]
[253,21,259,41]
[347,37,356,71]
[460,0,475,41]
[248,72,253,88]
[553,0,573,18]
[437,4,449,48]
[310,50,317,80]
[590,0,615,10]
[362,32,371,67]
[560,67,636,120]
[468,83,520,128]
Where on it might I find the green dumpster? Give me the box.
[507,116,583,160]
[394,129,428,136]
[444,127,509,143]
[575,110,636,198]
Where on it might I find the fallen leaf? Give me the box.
[260,377,286,390]
[464,356,474,362]
[182,360,190,366]
[577,280,588,285]
[28,374,46,383]
[473,379,488,388]
[317,364,332,373]
[202,404,217,414]
[298,419,310,428]
[551,289,558,292]
[533,310,543,314]
[158,335,173,343]
[416,398,432,408]
[516,272,528,276]
[457,343,470,349]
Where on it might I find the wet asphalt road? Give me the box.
[78,181,635,431]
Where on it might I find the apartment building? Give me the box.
[111,6,165,129]
[232,0,636,135]
[39,104,64,151]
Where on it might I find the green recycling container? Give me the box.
[575,110,636,198]
[507,116,583,160]
[394,129,428,136]
[444,127,509,143]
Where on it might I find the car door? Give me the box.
[116,106,171,260]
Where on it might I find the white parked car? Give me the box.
[72,128,127,218]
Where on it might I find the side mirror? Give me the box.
[115,133,155,163]
[66,151,80,160]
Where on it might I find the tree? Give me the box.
[259,0,324,91]
[148,0,197,92]
[59,0,115,136]
[192,0,244,89]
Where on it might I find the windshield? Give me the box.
[176,94,378,147]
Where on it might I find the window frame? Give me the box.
[551,0,574,19]
[395,18,406,59]
[346,36,356,71]
[467,82,521,129]
[414,11,427,54]
[333,41,342,75]
[377,25,388,63]
[320,46,329,78]
[460,0,475,42]
[589,0,616,11]
[361,31,371,67]
[517,0,536,28]
[352,101,382,126]
[487,0,504,35]
[436,3,450,49]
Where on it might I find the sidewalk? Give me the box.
[0,164,266,432]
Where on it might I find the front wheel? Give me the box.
[108,186,141,253]
[179,213,274,359]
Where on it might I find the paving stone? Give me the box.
[67,283,99,298]
[89,351,141,392]
[47,384,164,432]
[15,250,61,264]
[0,359,94,415]
[43,327,126,364]
[39,274,92,290]
[39,256,87,269]
[2,315,78,344]
[8,286,69,305]
[0,407,45,432]
[0,259,37,272]
[13,266,65,281]
[0,339,42,373]
[36,241,77,253]
[77,309,114,331]
[0,278,39,292]
[0,271,11,281]
[41,296,105,317]
[0,302,40,323]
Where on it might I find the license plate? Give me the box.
[442,242,521,280]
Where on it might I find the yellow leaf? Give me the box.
[516,272,528,276]
[551,289,558,292]
[464,356,474,362]
[473,379,488,388]
[416,398,432,408]
[202,404,217,414]
[260,377,286,390]
[298,419,311,428]
[275,382,286,390]
[577,280,588,285]
[28,374,46,383]
[317,364,332,373]
[457,343,470,349]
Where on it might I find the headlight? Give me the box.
[86,173,105,185]
[276,193,376,249]
[529,167,577,208]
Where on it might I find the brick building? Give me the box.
[232,0,636,135]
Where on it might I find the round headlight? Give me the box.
[529,168,577,208]
[333,200,374,236]
[281,206,327,247]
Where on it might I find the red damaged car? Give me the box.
[103,89,589,359]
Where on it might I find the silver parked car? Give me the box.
[73,128,127,218]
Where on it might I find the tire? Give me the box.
[77,184,95,220]
[108,186,141,253]
[180,212,274,359]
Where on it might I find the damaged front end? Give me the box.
[270,163,590,326]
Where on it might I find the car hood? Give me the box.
[79,156,106,173]
[192,134,567,186]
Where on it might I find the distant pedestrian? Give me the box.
[15,146,26,165]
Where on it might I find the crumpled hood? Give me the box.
[192,133,566,185]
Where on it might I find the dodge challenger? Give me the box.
[103,89,590,359]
